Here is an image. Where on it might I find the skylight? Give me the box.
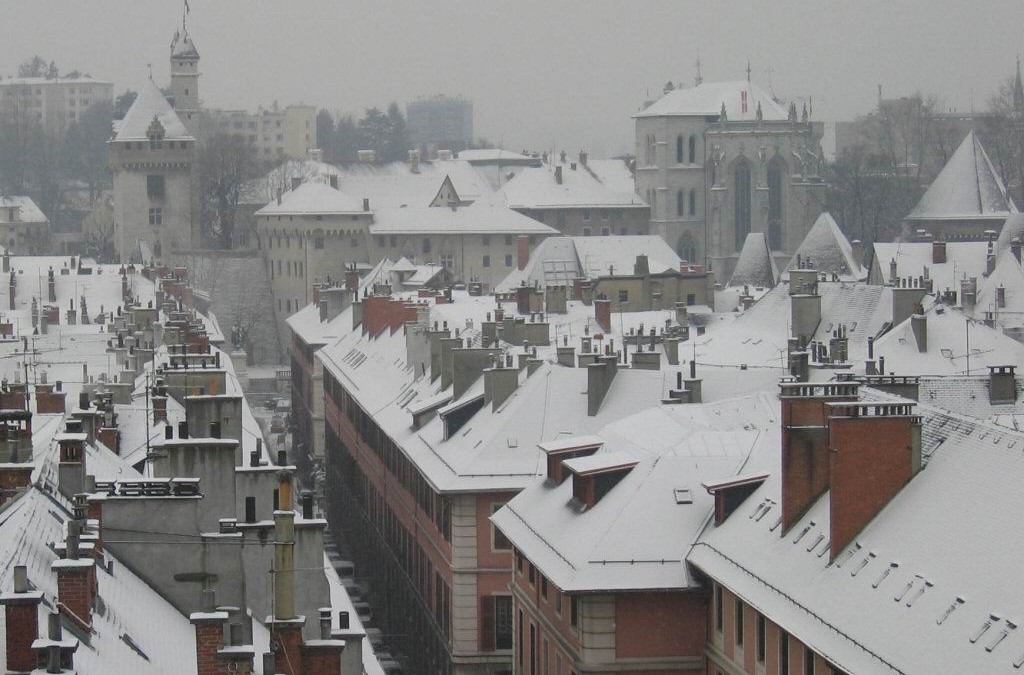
[673,488,693,504]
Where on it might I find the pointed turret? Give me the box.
[169,22,200,125]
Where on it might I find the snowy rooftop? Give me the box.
[497,235,682,292]
[870,241,988,293]
[113,78,192,142]
[782,213,866,282]
[728,232,778,288]
[690,400,1024,675]
[905,130,1016,221]
[368,205,557,235]
[0,196,48,224]
[492,394,773,591]
[500,162,646,210]
[635,80,790,121]
[255,180,368,216]
[0,76,112,87]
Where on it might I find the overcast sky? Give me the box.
[4,0,1023,156]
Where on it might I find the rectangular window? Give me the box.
[517,609,524,667]
[390,235,397,247]
[735,599,744,647]
[714,585,723,633]
[582,209,591,221]
[780,631,789,675]
[618,290,628,303]
[570,596,579,629]
[582,227,591,237]
[148,207,162,226]
[601,227,610,236]
[376,236,385,247]
[314,237,324,250]
[422,237,431,254]
[541,576,548,601]
[516,551,523,574]
[756,613,766,663]
[441,253,453,269]
[492,504,511,550]
[555,592,562,615]
[505,234,513,245]
[600,210,610,221]
[482,254,491,268]
[505,254,513,268]
[805,647,815,675]
[687,293,696,305]
[495,596,513,650]
[146,174,165,199]
[482,235,490,246]
[528,563,535,586]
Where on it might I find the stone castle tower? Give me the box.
[169,24,201,132]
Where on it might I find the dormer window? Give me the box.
[539,435,604,484]
[563,450,638,512]
[147,116,165,150]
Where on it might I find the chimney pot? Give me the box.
[13,565,28,593]
[201,588,216,613]
[165,425,173,440]
[277,450,287,466]
[338,610,350,629]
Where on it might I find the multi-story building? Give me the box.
[208,104,318,160]
[314,290,685,675]
[255,176,557,316]
[408,94,474,151]
[502,153,650,238]
[0,76,113,134]
[634,78,827,279]
[108,78,198,261]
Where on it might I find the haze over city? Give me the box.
[4,0,1024,154]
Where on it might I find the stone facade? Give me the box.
[635,81,827,280]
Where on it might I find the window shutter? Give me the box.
[480,595,496,652]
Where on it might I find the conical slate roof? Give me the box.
[114,78,192,141]
[728,232,778,288]
[906,131,1016,221]
[171,29,199,59]
[784,213,864,281]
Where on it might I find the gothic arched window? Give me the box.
[689,188,697,217]
[676,135,685,164]
[767,157,785,250]
[677,233,697,264]
[734,160,752,251]
[677,190,685,217]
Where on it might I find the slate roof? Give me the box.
[784,213,865,281]
[905,131,1017,221]
[500,162,646,209]
[113,78,192,142]
[729,233,778,288]
[256,180,368,216]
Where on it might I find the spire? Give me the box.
[746,60,752,82]
[1014,54,1023,114]
[694,55,703,87]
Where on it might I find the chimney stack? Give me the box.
[910,310,927,353]
[827,401,921,559]
[53,519,96,631]
[554,165,563,185]
[989,365,1017,404]
[1,565,45,673]
[594,298,612,333]
[517,235,530,271]
[932,240,947,264]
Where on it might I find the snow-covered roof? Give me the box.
[368,205,556,235]
[241,159,342,206]
[0,76,112,87]
[113,78,192,142]
[256,181,368,216]
[453,149,536,164]
[583,159,637,196]
[905,131,1017,222]
[501,163,646,210]
[690,402,1024,675]
[873,302,1024,376]
[635,80,789,121]
[728,233,778,288]
[497,235,682,292]
[784,213,865,281]
[0,196,48,224]
[170,28,200,59]
[975,248,1024,329]
[996,212,1024,255]
[492,395,773,591]
[870,241,988,293]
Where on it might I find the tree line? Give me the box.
[315,102,410,164]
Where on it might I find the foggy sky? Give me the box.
[4,0,1023,156]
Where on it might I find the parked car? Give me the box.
[270,415,286,433]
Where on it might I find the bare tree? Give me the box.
[197,133,261,249]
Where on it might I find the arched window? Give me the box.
[689,188,697,217]
[767,157,785,250]
[677,190,685,217]
[676,135,685,164]
[688,135,696,164]
[677,233,697,264]
[734,160,752,251]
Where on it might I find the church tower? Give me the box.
[169,23,201,128]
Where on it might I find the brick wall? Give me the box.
[0,466,33,507]
[194,621,232,675]
[56,564,94,631]
[5,603,39,672]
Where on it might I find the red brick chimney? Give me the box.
[827,401,921,559]
[191,589,254,675]
[594,298,612,333]
[932,240,946,264]
[345,268,361,292]
[517,235,530,271]
[1,565,44,673]
[52,521,96,632]
[35,381,67,415]
[778,381,860,532]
